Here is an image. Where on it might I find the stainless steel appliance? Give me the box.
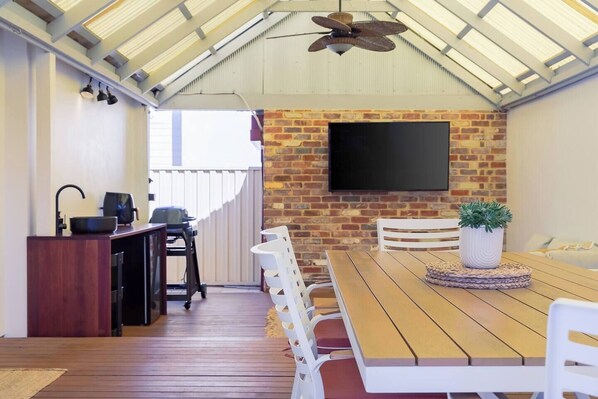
[103,192,139,225]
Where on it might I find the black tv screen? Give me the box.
[328,121,450,191]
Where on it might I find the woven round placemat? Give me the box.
[425,261,532,289]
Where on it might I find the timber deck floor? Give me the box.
[0,289,295,398]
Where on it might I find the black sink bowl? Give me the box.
[70,216,118,234]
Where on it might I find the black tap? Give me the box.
[55,184,86,235]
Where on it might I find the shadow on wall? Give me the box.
[149,168,262,286]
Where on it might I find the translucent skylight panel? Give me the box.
[499,87,512,95]
[591,42,598,50]
[463,30,528,77]
[549,55,576,70]
[521,74,540,85]
[396,12,447,51]
[411,0,467,35]
[201,0,254,35]
[447,49,502,88]
[162,50,211,87]
[142,33,199,74]
[185,0,216,16]
[523,0,598,41]
[484,4,562,62]
[455,0,487,14]
[118,9,186,59]
[85,0,160,39]
[50,0,81,12]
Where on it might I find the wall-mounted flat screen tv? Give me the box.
[328,121,450,191]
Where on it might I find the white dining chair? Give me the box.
[377,218,460,252]
[545,298,598,399]
[251,238,447,399]
[261,226,338,314]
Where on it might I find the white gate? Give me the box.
[149,167,262,286]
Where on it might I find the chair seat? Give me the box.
[313,297,339,309]
[321,358,448,399]
[314,318,350,351]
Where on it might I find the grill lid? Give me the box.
[150,206,195,225]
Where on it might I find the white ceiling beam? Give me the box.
[158,12,289,104]
[88,0,186,64]
[47,0,115,42]
[117,0,237,80]
[500,57,598,109]
[580,0,598,13]
[387,0,525,95]
[436,0,554,83]
[140,0,279,94]
[0,0,12,8]
[31,0,61,17]
[373,12,501,106]
[498,0,593,65]
[0,2,158,107]
[268,1,395,12]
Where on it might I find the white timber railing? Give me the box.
[149,167,263,286]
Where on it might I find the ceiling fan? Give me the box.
[268,0,407,55]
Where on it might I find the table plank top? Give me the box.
[326,251,598,369]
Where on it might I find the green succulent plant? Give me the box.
[458,201,512,233]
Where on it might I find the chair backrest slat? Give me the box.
[377,218,460,252]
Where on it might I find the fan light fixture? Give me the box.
[106,87,118,105]
[97,82,108,102]
[80,77,94,99]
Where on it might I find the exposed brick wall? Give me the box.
[263,109,507,282]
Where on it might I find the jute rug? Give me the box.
[265,307,285,338]
[0,368,66,399]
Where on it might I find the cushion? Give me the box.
[320,357,447,399]
[523,234,554,252]
[545,250,598,270]
[546,237,587,250]
[314,318,350,352]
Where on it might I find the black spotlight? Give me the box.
[106,87,118,105]
[80,77,94,99]
[97,82,108,102]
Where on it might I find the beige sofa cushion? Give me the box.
[523,233,554,252]
[544,249,598,270]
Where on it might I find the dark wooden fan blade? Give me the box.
[354,36,396,52]
[312,16,351,32]
[308,36,332,52]
[267,31,330,39]
[351,21,408,36]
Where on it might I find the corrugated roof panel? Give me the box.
[549,55,576,70]
[162,50,211,87]
[397,12,447,51]
[50,0,82,12]
[142,33,199,74]
[201,0,254,35]
[484,4,563,62]
[412,0,467,35]
[85,0,160,39]
[118,9,186,59]
[185,0,216,16]
[523,0,598,41]
[456,0,487,14]
[447,48,502,88]
[213,14,263,51]
[499,87,512,95]
[463,29,528,77]
[591,42,598,50]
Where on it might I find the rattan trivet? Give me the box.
[425,261,532,289]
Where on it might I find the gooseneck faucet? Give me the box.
[55,184,86,235]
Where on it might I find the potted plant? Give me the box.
[458,200,512,269]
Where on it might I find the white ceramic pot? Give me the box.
[459,226,504,269]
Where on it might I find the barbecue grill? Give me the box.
[150,206,207,309]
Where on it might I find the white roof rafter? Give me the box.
[47,0,116,42]
[497,0,594,65]
[268,0,394,12]
[139,0,279,94]
[88,0,186,64]
[581,0,598,13]
[387,0,525,95]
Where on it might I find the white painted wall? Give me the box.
[0,30,149,337]
[507,73,598,250]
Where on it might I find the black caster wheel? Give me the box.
[184,301,191,310]
[200,284,207,299]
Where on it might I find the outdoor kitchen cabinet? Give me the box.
[27,223,167,337]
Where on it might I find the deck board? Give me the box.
[0,290,295,398]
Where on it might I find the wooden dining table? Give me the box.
[325,250,598,394]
